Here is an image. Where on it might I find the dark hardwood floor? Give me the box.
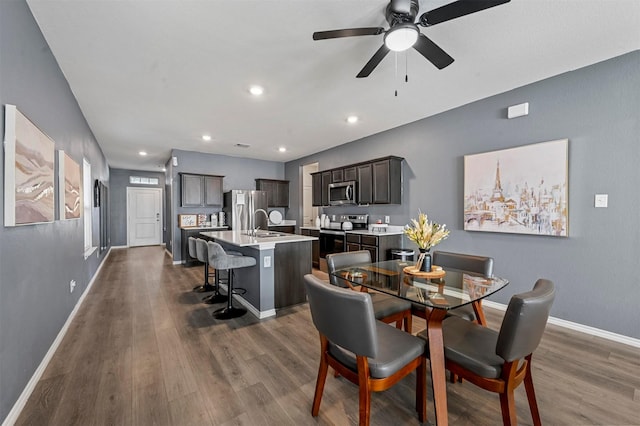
[16,246,640,425]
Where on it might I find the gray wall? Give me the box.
[169,149,285,262]
[109,168,166,247]
[0,0,110,421]
[286,51,640,339]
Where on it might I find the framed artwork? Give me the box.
[58,150,82,220]
[178,214,197,228]
[197,214,208,226]
[464,139,569,237]
[4,105,55,226]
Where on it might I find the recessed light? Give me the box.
[139,151,147,156]
[346,115,359,124]
[278,147,286,153]
[249,85,264,96]
[202,135,212,141]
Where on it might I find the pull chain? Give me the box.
[394,52,398,97]
[405,51,409,83]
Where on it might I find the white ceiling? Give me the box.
[26,0,640,172]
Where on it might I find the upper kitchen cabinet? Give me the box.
[256,178,289,207]
[358,157,403,204]
[312,156,403,206]
[180,173,224,207]
[311,171,331,206]
[372,157,402,204]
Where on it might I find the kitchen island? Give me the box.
[200,230,317,318]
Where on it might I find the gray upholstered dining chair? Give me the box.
[326,250,413,333]
[418,279,555,426]
[412,250,494,325]
[303,274,426,426]
[206,241,256,319]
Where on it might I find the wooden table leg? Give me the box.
[472,300,487,326]
[427,308,448,426]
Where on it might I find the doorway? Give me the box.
[127,187,163,247]
[301,162,319,228]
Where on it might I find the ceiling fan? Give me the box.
[312,0,510,78]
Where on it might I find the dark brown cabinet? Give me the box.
[256,178,289,207]
[343,166,357,181]
[269,225,295,234]
[345,232,401,263]
[180,173,223,207]
[300,228,320,268]
[357,163,373,204]
[372,158,402,204]
[312,173,323,206]
[311,171,331,206]
[311,156,403,206]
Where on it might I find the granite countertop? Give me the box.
[200,230,317,250]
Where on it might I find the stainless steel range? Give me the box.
[319,214,368,259]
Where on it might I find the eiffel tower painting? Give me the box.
[463,139,569,236]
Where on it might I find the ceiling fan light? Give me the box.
[384,24,418,52]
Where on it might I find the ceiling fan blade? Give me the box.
[313,27,384,40]
[419,0,510,26]
[356,45,390,78]
[412,34,454,70]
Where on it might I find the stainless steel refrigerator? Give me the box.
[223,190,268,231]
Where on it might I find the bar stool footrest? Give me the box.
[232,287,247,295]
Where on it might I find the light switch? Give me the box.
[264,256,271,268]
[594,194,608,208]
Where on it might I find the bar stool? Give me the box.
[195,238,227,304]
[190,237,214,293]
[207,241,256,319]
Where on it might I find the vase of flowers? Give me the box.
[404,211,450,272]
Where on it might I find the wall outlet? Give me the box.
[384,216,390,224]
[594,194,608,208]
[69,280,76,293]
[264,256,271,268]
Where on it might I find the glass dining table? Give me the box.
[330,259,509,426]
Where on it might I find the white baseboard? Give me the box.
[2,247,113,426]
[110,245,128,249]
[482,300,640,348]
[218,283,277,319]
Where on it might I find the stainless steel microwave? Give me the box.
[328,181,357,205]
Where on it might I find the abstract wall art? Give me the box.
[58,150,82,219]
[464,139,569,237]
[4,105,55,226]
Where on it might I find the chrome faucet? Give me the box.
[250,208,269,236]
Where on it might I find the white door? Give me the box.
[127,187,162,247]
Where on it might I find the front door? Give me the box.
[127,187,162,247]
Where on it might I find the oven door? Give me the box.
[319,230,346,258]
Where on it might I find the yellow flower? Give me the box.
[404,211,450,250]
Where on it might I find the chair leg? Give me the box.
[357,356,372,426]
[416,358,426,422]
[499,390,518,426]
[524,356,542,426]
[312,347,329,416]
[404,311,413,333]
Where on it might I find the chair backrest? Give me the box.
[496,279,556,362]
[195,238,208,263]
[188,237,198,258]
[304,274,378,358]
[432,250,494,277]
[326,250,371,288]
